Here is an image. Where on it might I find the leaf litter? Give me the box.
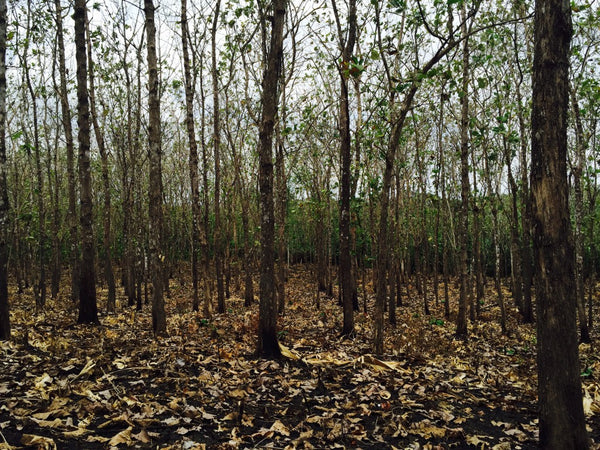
[1,265,600,449]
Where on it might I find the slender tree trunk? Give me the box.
[46,102,60,300]
[74,0,98,324]
[531,0,588,446]
[181,0,203,313]
[493,209,506,335]
[571,89,590,343]
[211,0,225,314]
[504,135,523,312]
[23,3,46,310]
[275,127,286,315]
[471,155,483,318]
[144,0,167,336]
[331,0,357,336]
[484,149,507,334]
[257,0,286,359]
[199,58,212,317]
[86,10,116,313]
[515,77,534,323]
[456,5,470,338]
[0,0,9,340]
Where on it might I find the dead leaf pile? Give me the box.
[1,267,600,449]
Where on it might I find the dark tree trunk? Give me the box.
[571,90,591,343]
[514,18,534,325]
[181,0,203,313]
[144,0,167,336]
[455,3,470,339]
[86,10,116,313]
[275,132,286,315]
[257,0,286,360]
[74,0,98,325]
[0,0,9,340]
[331,0,357,337]
[211,0,225,315]
[531,0,588,447]
[23,2,45,311]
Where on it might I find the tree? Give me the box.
[0,0,9,341]
[144,0,167,336]
[372,0,481,354]
[455,1,471,339]
[331,0,357,337]
[181,0,203,314]
[257,0,286,359]
[74,0,99,324]
[212,0,225,314]
[530,0,588,447]
[54,0,79,305]
[21,1,46,310]
[86,7,116,313]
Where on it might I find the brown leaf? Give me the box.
[21,434,57,450]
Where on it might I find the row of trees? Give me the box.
[0,0,597,344]
[0,0,596,445]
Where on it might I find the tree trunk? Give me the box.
[23,2,46,311]
[515,74,534,323]
[331,0,357,336]
[211,0,225,315]
[504,135,523,313]
[456,4,470,339]
[531,0,588,447]
[86,10,116,313]
[74,0,98,324]
[144,0,167,336]
[571,89,591,343]
[181,0,203,313]
[0,0,9,340]
[275,130,287,315]
[257,0,286,359]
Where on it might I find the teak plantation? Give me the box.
[0,0,599,448]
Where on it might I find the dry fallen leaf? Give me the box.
[21,434,57,450]
[108,426,133,447]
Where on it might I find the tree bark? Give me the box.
[257,0,286,359]
[331,0,357,336]
[211,0,225,315]
[455,3,470,339]
[0,0,9,340]
[181,0,203,313]
[571,89,591,343]
[515,72,534,323]
[86,9,116,313]
[74,0,98,324]
[531,0,588,447]
[23,2,46,310]
[144,0,167,336]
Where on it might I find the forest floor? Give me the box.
[1,265,600,449]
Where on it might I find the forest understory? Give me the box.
[1,265,600,449]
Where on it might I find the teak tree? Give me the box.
[181,0,204,314]
[85,8,116,313]
[53,0,79,304]
[331,0,357,337]
[0,0,9,341]
[212,0,226,315]
[144,0,167,336]
[257,0,287,359]
[530,0,588,447]
[74,0,99,324]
